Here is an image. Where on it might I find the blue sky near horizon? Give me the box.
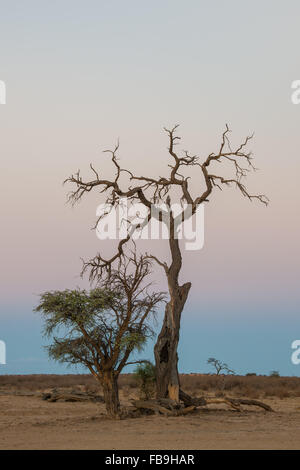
[1,303,299,377]
[0,0,300,377]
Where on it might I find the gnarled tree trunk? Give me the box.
[154,225,191,401]
[154,282,191,401]
[101,371,120,418]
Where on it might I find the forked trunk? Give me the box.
[154,282,191,401]
[102,372,120,418]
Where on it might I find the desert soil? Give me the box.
[1,392,300,450]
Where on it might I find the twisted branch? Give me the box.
[65,125,268,280]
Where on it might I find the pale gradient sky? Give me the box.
[0,0,299,375]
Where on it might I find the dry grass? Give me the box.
[0,373,300,400]
[0,373,137,394]
[179,374,300,399]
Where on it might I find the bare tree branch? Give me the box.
[66,125,267,281]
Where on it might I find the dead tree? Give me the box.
[132,394,273,415]
[65,125,268,402]
[207,357,235,375]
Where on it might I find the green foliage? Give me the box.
[134,361,156,399]
[35,288,116,337]
[270,370,280,377]
[119,331,147,354]
[35,287,156,375]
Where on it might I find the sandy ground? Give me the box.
[1,392,300,450]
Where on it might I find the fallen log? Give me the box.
[179,389,274,412]
[130,391,274,417]
[179,389,207,407]
[204,397,241,411]
[228,398,274,412]
[176,405,196,415]
[42,390,104,403]
[133,400,173,416]
[132,399,197,417]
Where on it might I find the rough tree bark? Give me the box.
[154,282,191,400]
[154,217,191,401]
[101,372,120,418]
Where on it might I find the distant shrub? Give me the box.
[134,362,156,399]
[270,371,280,378]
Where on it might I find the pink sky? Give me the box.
[0,0,299,317]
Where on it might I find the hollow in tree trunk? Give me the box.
[154,283,191,401]
[154,229,191,401]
